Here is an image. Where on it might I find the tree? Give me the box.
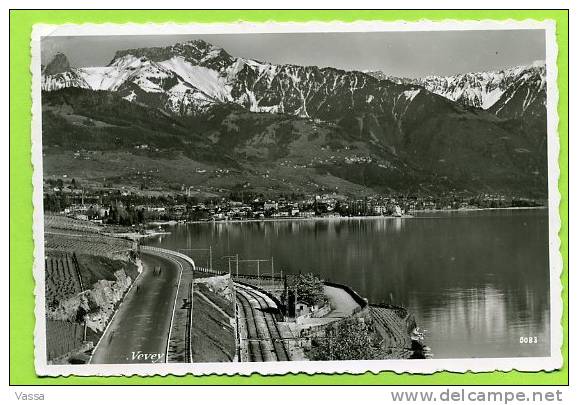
[287,273,327,307]
[43,194,61,212]
[86,205,97,220]
[311,318,383,361]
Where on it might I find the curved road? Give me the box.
[89,246,296,364]
[90,252,181,364]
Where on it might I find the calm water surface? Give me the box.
[145,209,550,359]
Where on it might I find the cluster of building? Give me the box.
[44,175,543,225]
[50,194,409,224]
[173,196,408,222]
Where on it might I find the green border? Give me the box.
[10,10,568,386]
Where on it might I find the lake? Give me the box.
[145,209,551,359]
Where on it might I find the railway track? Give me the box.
[141,246,291,363]
[235,284,290,362]
[236,291,265,362]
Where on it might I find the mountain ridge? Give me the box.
[40,40,548,197]
[366,61,546,112]
[42,40,427,118]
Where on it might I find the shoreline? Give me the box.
[160,215,413,225]
[150,206,547,226]
[409,206,547,214]
[105,231,171,239]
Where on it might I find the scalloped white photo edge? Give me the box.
[30,18,563,377]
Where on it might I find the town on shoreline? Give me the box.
[44,178,546,228]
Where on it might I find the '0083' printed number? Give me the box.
[519,336,538,344]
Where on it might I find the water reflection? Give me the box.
[146,210,550,358]
[410,283,550,358]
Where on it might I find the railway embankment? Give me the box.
[95,243,426,363]
[190,278,236,362]
[143,247,307,362]
[227,272,426,361]
[281,278,426,360]
[236,282,306,362]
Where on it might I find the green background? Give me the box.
[10,10,568,385]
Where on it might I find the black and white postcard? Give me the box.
[31,20,562,376]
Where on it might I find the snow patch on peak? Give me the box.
[41,70,90,91]
[402,88,420,103]
[123,91,137,102]
[108,54,150,69]
[81,56,177,92]
[481,87,505,110]
[159,57,231,102]
[367,62,545,110]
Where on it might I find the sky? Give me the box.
[41,30,546,78]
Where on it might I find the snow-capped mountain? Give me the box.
[41,40,548,195]
[42,53,91,91]
[367,62,546,113]
[487,63,546,119]
[43,41,546,125]
[42,40,433,119]
[42,51,222,114]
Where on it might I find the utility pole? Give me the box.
[222,255,239,279]
[279,268,283,293]
[271,256,275,280]
[191,247,196,362]
[239,258,270,288]
[228,261,238,361]
[294,286,298,319]
[209,245,213,272]
[283,274,288,319]
[190,248,195,363]
[257,260,260,287]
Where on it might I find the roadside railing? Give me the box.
[141,245,197,271]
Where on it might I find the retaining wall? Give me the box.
[323,280,368,309]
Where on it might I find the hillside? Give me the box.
[44,214,139,364]
[368,63,548,163]
[40,40,549,197]
[42,86,546,197]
